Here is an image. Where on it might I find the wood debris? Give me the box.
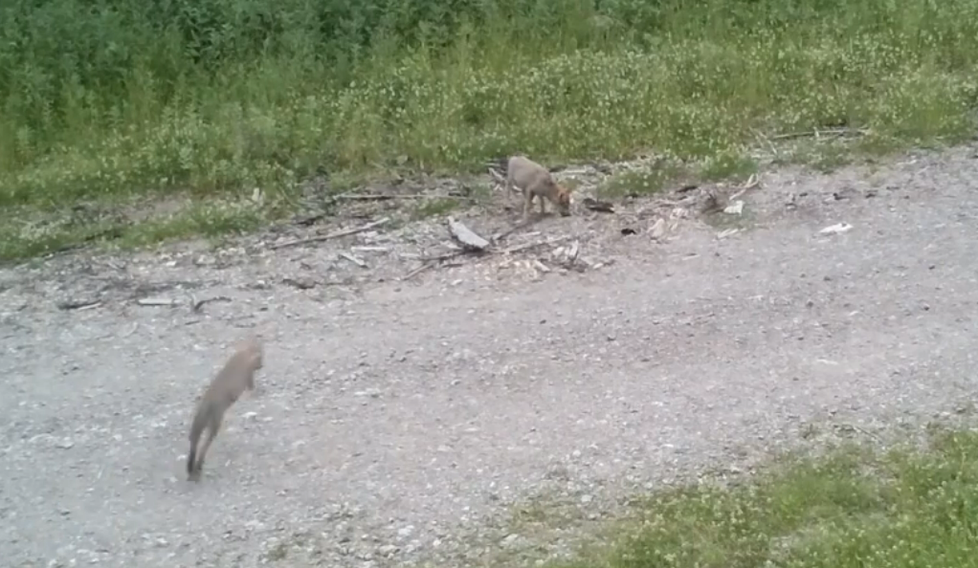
[582,197,615,213]
[339,252,368,268]
[136,297,179,307]
[447,217,490,252]
[56,299,101,311]
[701,189,723,214]
[269,217,390,250]
[191,295,232,313]
[281,277,317,290]
[771,127,869,141]
[334,193,464,202]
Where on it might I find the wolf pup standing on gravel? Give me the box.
[489,155,572,221]
[186,335,263,481]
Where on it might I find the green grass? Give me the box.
[546,426,978,568]
[598,163,684,199]
[3,0,978,260]
[410,197,461,220]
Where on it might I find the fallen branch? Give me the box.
[292,212,327,226]
[401,261,437,281]
[339,251,368,268]
[492,219,533,243]
[770,127,869,141]
[191,295,232,313]
[399,250,465,280]
[420,251,465,262]
[57,299,101,311]
[582,197,615,213]
[336,193,441,201]
[137,297,180,307]
[269,217,390,250]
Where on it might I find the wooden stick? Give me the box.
[339,252,368,268]
[269,217,390,250]
[401,261,436,281]
[492,219,533,243]
[399,250,465,281]
[334,193,471,202]
[770,127,868,141]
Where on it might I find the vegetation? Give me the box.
[549,426,978,568]
[2,0,978,258]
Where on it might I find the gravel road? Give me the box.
[2,145,978,568]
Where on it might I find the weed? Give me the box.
[699,150,758,182]
[3,0,978,254]
[599,162,685,199]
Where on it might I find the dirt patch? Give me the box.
[2,145,978,567]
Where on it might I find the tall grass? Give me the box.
[2,0,977,210]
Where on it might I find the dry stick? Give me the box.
[400,235,574,281]
[335,193,468,201]
[339,252,368,268]
[335,194,425,201]
[492,219,534,243]
[770,127,869,141]
[399,251,465,281]
[401,261,437,281]
[269,217,390,250]
[57,299,101,311]
[191,295,232,314]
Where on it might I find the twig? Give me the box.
[137,297,180,307]
[269,217,390,250]
[293,212,327,226]
[339,252,368,268]
[401,261,437,281]
[492,219,534,243]
[770,127,868,141]
[192,296,232,313]
[335,194,425,201]
[420,251,465,262]
[57,299,101,311]
[399,250,465,281]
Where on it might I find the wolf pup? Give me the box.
[186,335,263,481]
[490,155,572,221]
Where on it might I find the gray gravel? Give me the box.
[2,144,978,567]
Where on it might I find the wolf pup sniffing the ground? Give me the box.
[186,335,263,481]
[490,155,572,221]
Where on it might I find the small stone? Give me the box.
[649,218,666,240]
[397,525,414,539]
[723,200,744,215]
